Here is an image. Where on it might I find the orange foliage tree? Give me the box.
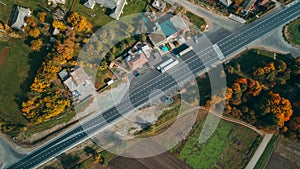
[30,39,43,51]
[29,28,41,38]
[37,12,47,23]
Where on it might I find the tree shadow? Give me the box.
[14,49,46,110]
[84,146,96,155]
[57,153,80,169]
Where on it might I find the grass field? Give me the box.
[186,11,207,31]
[0,0,51,24]
[0,39,43,126]
[254,135,278,169]
[121,0,148,16]
[286,18,300,46]
[176,116,261,169]
[70,1,114,31]
[70,0,148,31]
[95,69,113,89]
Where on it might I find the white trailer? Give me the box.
[160,60,179,73]
[179,46,193,57]
[156,58,174,70]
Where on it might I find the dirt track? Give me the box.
[0,47,9,69]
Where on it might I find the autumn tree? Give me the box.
[52,20,66,31]
[29,28,41,38]
[247,79,262,96]
[30,39,43,51]
[67,12,92,33]
[25,17,36,27]
[255,92,293,129]
[37,12,47,23]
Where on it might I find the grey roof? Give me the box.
[83,0,126,19]
[84,0,95,9]
[152,0,166,11]
[169,15,189,33]
[241,0,257,12]
[109,0,126,20]
[10,6,31,30]
[48,0,66,4]
[218,0,233,7]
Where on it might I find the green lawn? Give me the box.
[0,38,42,125]
[227,49,274,78]
[121,0,148,16]
[286,18,300,46]
[0,0,51,24]
[177,116,261,169]
[70,1,114,31]
[95,69,113,89]
[70,0,148,31]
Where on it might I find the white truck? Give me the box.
[178,46,193,57]
[156,58,174,70]
[160,60,179,73]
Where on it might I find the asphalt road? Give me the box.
[7,2,300,169]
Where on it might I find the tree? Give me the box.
[235,78,248,85]
[37,12,47,23]
[225,87,233,100]
[98,61,108,71]
[52,20,66,31]
[67,12,92,33]
[25,17,36,27]
[253,67,265,77]
[30,39,43,51]
[256,92,293,129]
[235,0,243,5]
[247,79,262,96]
[141,34,147,42]
[29,28,41,38]
[276,60,287,73]
[30,77,50,93]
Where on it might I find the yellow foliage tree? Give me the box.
[30,77,50,93]
[30,39,43,51]
[52,20,66,31]
[67,12,92,33]
[29,28,41,38]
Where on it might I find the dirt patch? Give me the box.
[0,47,9,69]
[108,150,191,169]
[267,136,300,169]
[266,153,291,169]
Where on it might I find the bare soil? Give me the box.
[266,136,300,169]
[0,47,9,69]
[107,151,191,169]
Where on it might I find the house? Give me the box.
[48,0,65,4]
[9,6,31,30]
[218,0,233,7]
[52,28,60,35]
[152,0,166,11]
[60,68,96,102]
[84,0,96,9]
[259,0,271,6]
[241,0,257,14]
[149,15,189,47]
[83,0,126,20]
[126,50,148,70]
[140,44,162,67]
